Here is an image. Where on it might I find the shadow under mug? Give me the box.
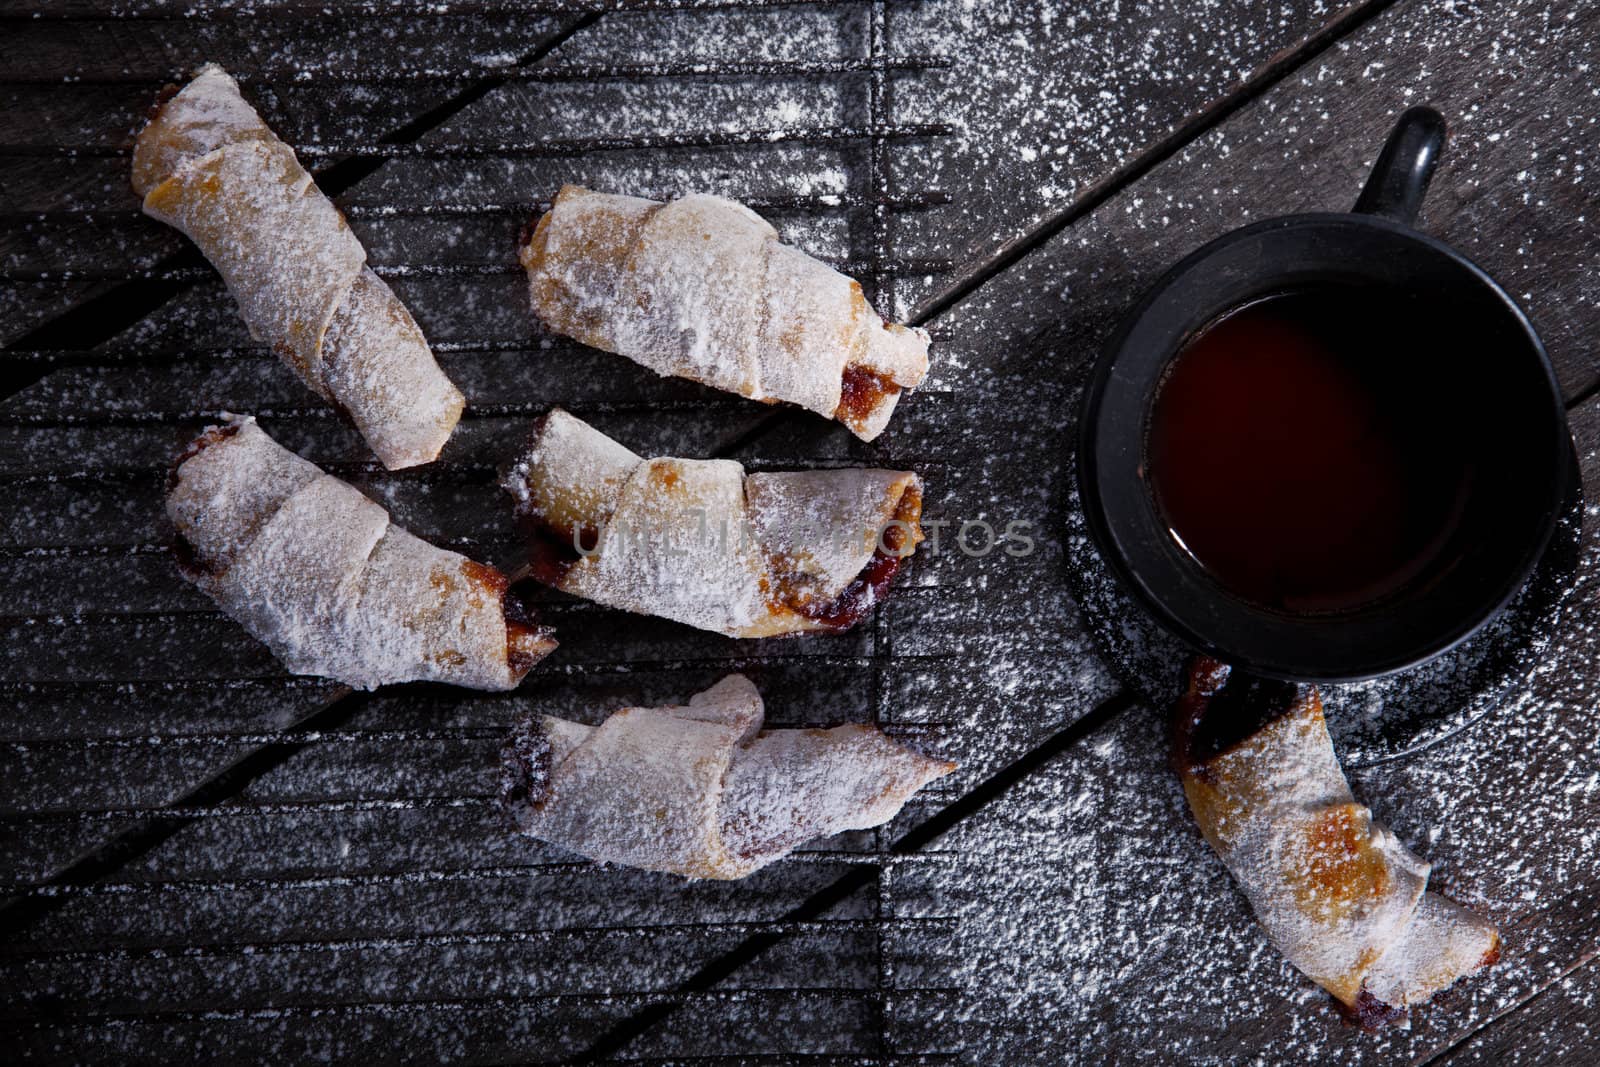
[1077,107,1575,683]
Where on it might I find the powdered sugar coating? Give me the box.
[521,185,930,440]
[503,408,922,638]
[168,416,550,691]
[503,674,955,879]
[144,136,367,382]
[1364,893,1501,1014]
[1179,671,1496,1016]
[320,269,467,472]
[135,64,464,469]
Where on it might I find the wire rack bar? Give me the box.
[0,123,952,160]
[16,984,961,1032]
[0,851,961,901]
[6,917,962,963]
[0,193,951,226]
[1,257,953,283]
[3,0,932,21]
[10,56,950,86]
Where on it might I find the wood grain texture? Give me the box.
[886,0,1381,319]
[2,0,1596,1062]
[884,395,1598,1064]
[1428,954,1600,1066]
[561,0,1600,1057]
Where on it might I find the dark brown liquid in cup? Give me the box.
[1145,289,1474,614]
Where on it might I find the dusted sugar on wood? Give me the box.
[501,408,924,638]
[521,184,930,441]
[168,415,555,691]
[501,674,956,880]
[134,64,465,470]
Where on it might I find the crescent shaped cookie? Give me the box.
[501,675,955,879]
[501,408,924,638]
[168,416,555,691]
[520,185,930,440]
[134,64,465,470]
[1174,658,1500,1026]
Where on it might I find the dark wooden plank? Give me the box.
[4,0,1597,1062]
[883,393,1600,1063]
[558,3,860,68]
[0,157,132,216]
[0,281,107,347]
[883,0,1381,319]
[4,735,503,813]
[899,0,1600,398]
[1428,953,1600,1066]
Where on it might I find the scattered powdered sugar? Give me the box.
[1177,674,1496,1018]
[8,0,1600,1060]
[905,438,1596,1061]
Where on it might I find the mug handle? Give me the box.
[1353,106,1448,225]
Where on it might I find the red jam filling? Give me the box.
[1171,657,1308,777]
[834,363,899,426]
[790,550,903,630]
[1340,989,1408,1031]
[498,714,554,822]
[461,559,553,675]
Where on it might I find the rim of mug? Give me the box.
[1076,210,1573,683]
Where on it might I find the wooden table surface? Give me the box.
[2,1,1596,1062]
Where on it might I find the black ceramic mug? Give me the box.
[1077,107,1574,682]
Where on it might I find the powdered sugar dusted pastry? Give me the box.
[1174,658,1500,1027]
[520,185,930,440]
[501,408,924,638]
[169,416,555,691]
[501,675,954,879]
[133,65,464,470]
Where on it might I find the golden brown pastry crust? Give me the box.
[502,409,924,637]
[1174,658,1499,1026]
